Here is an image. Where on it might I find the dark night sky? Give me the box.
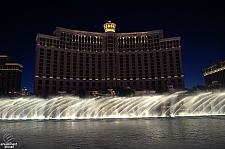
[0,1,224,92]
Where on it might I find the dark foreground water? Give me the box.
[0,117,225,149]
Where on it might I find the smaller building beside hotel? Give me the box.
[203,60,225,87]
[0,55,23,95]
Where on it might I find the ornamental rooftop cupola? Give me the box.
[103,21,116,32]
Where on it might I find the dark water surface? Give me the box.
[0,117,225,149]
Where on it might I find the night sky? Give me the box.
[0,1,224,92]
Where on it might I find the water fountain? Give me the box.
[0,91,225,120]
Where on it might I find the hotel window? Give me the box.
[38,86,42,90]
[38,80,42,85]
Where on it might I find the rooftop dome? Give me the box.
[103,21,116,32]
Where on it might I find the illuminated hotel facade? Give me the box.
[0,55,23,94]
[203,60,225,86]
[34,21,184,95]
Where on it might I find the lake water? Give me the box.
[0,117,225,149]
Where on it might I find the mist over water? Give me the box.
[1,91,225,120]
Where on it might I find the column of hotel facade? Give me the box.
[34,21,184,95]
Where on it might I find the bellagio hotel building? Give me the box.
[34,21,184,95]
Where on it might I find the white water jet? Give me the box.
[0,91,225,120]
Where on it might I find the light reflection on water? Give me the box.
[0,117,225,149]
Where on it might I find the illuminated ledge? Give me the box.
[5,63,23,68]
[160,36,181,42]
[0,55,8,57]
[0,69,22,72]
[116,30,162,36]
[36,33,60,41]
[204,67,225,76]
[57,27,104,35]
